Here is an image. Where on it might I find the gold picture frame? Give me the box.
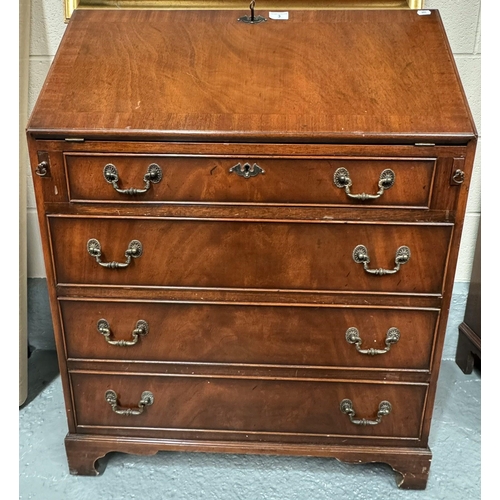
[64,0,424,22]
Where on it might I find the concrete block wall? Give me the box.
[425,0,481,359]
[24,0,481,355]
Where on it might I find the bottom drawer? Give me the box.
[71,373,428,441]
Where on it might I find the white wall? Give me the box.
[25,0,481,281]
[27,0,67,278]
[426,0,481,283]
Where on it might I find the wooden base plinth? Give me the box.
[65,434,432,489]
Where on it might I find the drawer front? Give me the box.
[65,153,435,208]
[61,300,438,370]
[49,217,452,294]
[71,373,427,439]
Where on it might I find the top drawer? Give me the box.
[64,153,436,208]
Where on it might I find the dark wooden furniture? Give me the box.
[26,9,477,489]
[456,223,481,373]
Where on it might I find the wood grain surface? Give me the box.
[60,299,439,370]
[65,153,436,207]
[27,9,475,143]
[49,216,453,293]
[71,372,428,440]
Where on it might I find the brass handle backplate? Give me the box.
[345,327,400,355]
[97,319,148,346]
[229,162,265,178]
[103,163,162,195]
[340,399,392,426]
[334,167,395,200]
[105,390,154,416]
[87,238,142,269]
[352,244,410,275]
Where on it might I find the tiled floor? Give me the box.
[19,350,480,500]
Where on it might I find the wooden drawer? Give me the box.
[64,153,436,208]
[71,372,428,440]
[49,216,452,294]
[61,299,439,371]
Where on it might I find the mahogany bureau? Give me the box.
[26,8,477,489]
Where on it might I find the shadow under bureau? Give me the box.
[26,8,476,489]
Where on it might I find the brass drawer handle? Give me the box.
[229,162,265,178]
[97,319,148,346]
[345,327,400,355]
[334,167,395,200]
[103,163,162,194]
[87,238,142,269]
[105,390,154,416]
[340,399,392,426]
[352,244,410,275]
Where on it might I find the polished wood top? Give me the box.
[27,9,476,143]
